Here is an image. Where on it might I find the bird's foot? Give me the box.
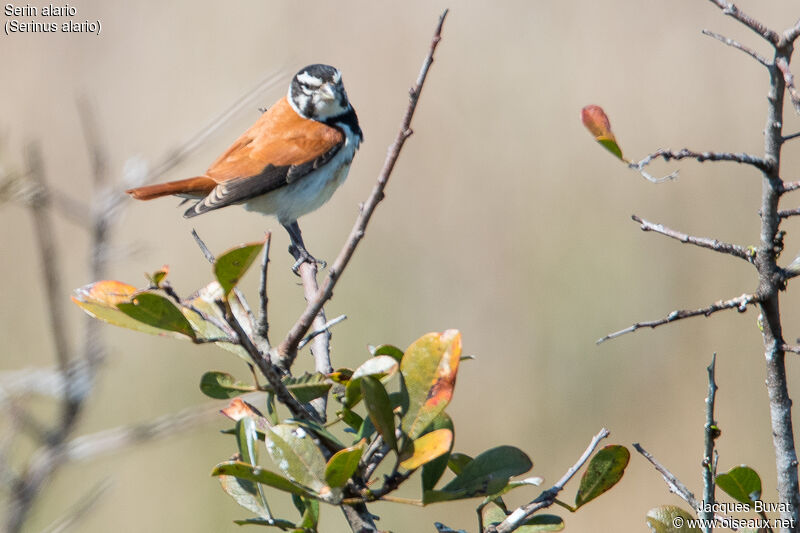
[289,244,327,275]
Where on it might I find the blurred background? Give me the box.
[2,0,800,531]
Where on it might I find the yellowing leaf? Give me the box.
[400,428,453,470]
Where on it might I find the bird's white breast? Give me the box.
[243,123,360,225]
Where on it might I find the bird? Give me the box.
[126,64,363,271]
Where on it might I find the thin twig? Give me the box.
[705,0,780,45]
[632,214,752,261]
[64,403,220,462]
[635,443,698,508]
[634,147,771,173]
[278,9,449,367]
[489,428,609,533]
[701,29,770,67]
[701,354,719,530]
[597,293,756,344]
[191,228,216,263]
[778,207,800,218]
[776,57,800,115]
[257,232,272,344]
[298,315,347,350]
[781,344,800,354]
[40,479,111,533]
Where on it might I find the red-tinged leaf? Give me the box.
[400,330,462,439]
[581,105,624,160]
[575,445,630,508]
[220,398,271,433]
[400,428,453,470]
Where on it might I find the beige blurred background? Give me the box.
[3,1,800,531]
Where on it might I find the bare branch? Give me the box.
[776,57,800,114]
[597,293,756,344]
[634,443,698,508]
[705,1,780,45]
[784,19,800,45]
[278,9,449,366]
[40,479,110,533]
[701,354,719,528]
[489,428,609,533]
[64,403,219,463]
[783,132,800,143]
[24,144,73,382]
[778,207,800,218]
[631,214,752,261]
[701,29,770,66]
[298,314,347,350]
[257,232,272,344]
[634,147,771,173]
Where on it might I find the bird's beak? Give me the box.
[320,83,336,102]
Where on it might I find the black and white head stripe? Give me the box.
[289,64,352,122]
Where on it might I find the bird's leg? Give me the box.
[282,221,326,274]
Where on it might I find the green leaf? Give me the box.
[288,418,346,453]
[645,506,700,533]
[400,330,462,439]
[214,241,265,295]
[146,265,169,287]
[218,475,272,520]
[325,442,365,489]
[265,424,338,502]
[282,373,332,403]
[716,465,762,504]
[447,452,473,476]
[72,281,188,338]
[236,417,259,466]
[117,291,196,339]
[339,408,364,432]
[231,517,297,528]
[424,446,532,503]
[344,355,399,408]
[422,413,455,491]
[575,445,630,508]
[294,495,319,530]
[361,376,397,451]
[212,461,309,497]
[200,371,255,399]
[400,429,452,470]
[371,344,404,363]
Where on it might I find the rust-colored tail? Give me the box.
[126,176,216,200]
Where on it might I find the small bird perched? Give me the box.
[126,64,363,271]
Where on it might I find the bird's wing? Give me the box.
[184,97,343,218]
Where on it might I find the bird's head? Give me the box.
[289,64,352,122]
